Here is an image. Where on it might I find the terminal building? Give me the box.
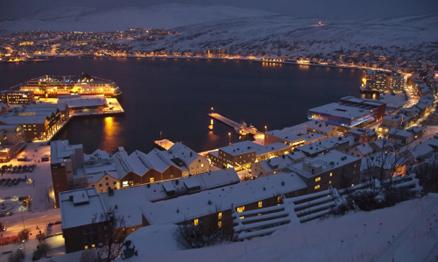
[308,96,385,128]
[0,90,35,105]
[0,103,68,141]
[16,74,121,97]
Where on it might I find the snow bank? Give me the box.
[122,194,438,262]
[125,225,183,256]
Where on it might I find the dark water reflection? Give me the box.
[0,57,362,153]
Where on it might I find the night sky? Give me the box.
[1,0,438,21]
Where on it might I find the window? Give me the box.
[329,181,332,185]
[122,181,129,187]
[236,206,245,213]
[314,176,321,182]
[217,212,222,220]
[314,184,321,190]
[329,172,334,177]
[149,177,154,183]
[276,196,282,204]
[217,221,222,229]
[258,201,263,208]
[91,244,95,248]
[193,218,199,226]
[84,245,88,250]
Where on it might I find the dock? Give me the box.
[154,139,175,150]
[208,112,259,136]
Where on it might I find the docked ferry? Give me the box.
[16,73,122,97]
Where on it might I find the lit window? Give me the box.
[217,221,222,229]
[258,201,263,208]
[314,184,321,190]
[329,172,334,177]
[149,177,154,183]
[193,218,199,226]
[91,244,95,248]
[329,181,332,185]
[217,212,222,220]
[315,177,321,182]
[236,206,245,213]
[84,245,88,249]
[122,181,129,187]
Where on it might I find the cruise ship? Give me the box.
[16,73,122,97]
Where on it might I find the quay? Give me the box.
[208,112,259,136]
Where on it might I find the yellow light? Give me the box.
[258,201,263,208]
[193,218,199,226]
[236,206,245,213]
[314,184,321,190]
[314,176,321,182]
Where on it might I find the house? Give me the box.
[167,142,210,175]
[290,150,361,192]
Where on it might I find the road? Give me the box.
[0,208,61,239]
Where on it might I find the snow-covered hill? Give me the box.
[139,14,438,56]
[122,194,438,262]
[0,4,271,32]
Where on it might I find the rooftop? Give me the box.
[142,171,307,225]
[291,150,359,179]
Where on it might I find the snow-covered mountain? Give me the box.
[138,14,438,57]
[0,4,271,32]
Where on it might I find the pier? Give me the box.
[208,112,259,136]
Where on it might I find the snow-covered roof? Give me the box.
[291,150,359,179]
[219,140,289,157]
[351,143,374,157]
[410,143,434,160]
[60,188,107,229]
[267,123,326,144]
[308,102,372,121]
[61,169,240,229]
[389,128,413,139]
[58,95,107,109]
[168,142,199,167]
[142,171,307,225]
[220,140,265,156]
[51,140,83,164]
[298,135,354,156]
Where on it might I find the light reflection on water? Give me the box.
[0,57,362,153]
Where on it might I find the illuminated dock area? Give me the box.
[154,139,175,150]
[209,112,260,136]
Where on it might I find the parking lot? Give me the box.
[0,143,59,242]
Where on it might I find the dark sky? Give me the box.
[1,0,437,21]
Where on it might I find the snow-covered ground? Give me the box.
[120,194,438,262]
[0,144,60,239]
[0,234,65,262]
[0,144,53,212]
[2,4,437,59]
[138,14,438,56]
